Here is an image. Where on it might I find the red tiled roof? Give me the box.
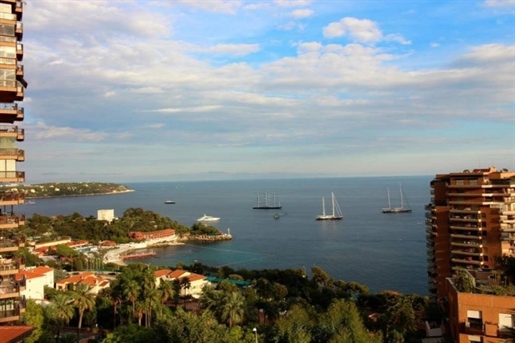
[186,273,206,282]
[0,326,35,343]
[169,269,188,279]
[155,269,172,278]
[15,270,45,282]
[31,266,54,274]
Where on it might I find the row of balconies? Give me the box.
[500,223,515,232]
[0,148,24,161]
[0,125,24,140]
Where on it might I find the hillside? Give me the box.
[2,182,134,199]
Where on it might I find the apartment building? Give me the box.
[426,167,515,342]
[0,0,27,327]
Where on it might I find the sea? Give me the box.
[20,176,432,296]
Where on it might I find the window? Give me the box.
[0,24,15,36]
[0,46,16,59]
[499,313,514,330]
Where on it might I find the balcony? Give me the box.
[449,214,480,222]
[501,223,515,232]
[452,257,483,266]
[0,239,22,253]
[0,213,25,229]
[451,240,483,248]
[0,104,24,122]
[16,21,23,40]
[0,283,23,300]
[0,259,25,276]
[450,208,481,214]
[0,80,25,103]
[451,248,482,257]
[0,125,24,141]
[0,148,24,161]
[450,224,481,231]
[16,43,23,61]
[450,233,483,240]
[0,171,24,183]
[0,191,25,205]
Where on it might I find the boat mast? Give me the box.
[399,184,404,209]
[322,197,326,216]
[387,188,391,209]
[331,193,336,216]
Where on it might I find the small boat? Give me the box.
[273,213,281,220]
[164,200,175,204]
[253,192,282,209]
[26,200,36,205]
[197,214,220,222]
[316,193,343,221]
[382,183,412,213]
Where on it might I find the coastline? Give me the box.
[27,189,135,200]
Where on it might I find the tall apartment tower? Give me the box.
[427,167,515,342]
[0,0,27,325]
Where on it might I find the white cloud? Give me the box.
[291,9,314,19]
[274,0,313,7]
[200,43,261,56]
[484,0,515,7]
[176,0,243,13]
[323,17,383,43]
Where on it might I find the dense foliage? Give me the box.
[20,263,438,343]
[22,208,193,243]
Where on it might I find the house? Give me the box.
[154,269,210,298]
[55,272,110,295]
[15,266,54,301]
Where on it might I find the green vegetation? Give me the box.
[2,182,133,198]
[20,263,437,343]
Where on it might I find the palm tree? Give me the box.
[123,279,140,322]
[73,284,96,330]
[221,291,245,327]
[159,280,175,306]
[144,288,162,327]
[50,293,75,342]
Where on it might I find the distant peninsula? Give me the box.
[1,182,134,199]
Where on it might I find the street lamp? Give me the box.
[252,327,258,343]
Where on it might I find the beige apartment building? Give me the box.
[0,0,27,327]
[426,167,515,342]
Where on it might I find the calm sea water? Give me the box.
[20,176,431,295]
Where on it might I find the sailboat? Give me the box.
[316,192,343,220]
[382,184,412,213]
[253,192,282,209]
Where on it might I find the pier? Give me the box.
[121,251,156,260]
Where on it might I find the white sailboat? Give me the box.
[382,184,412,213]
[316,192,343,220]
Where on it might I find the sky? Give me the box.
[19,0,515,183]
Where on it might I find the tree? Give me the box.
[21,300,45,343]
[73,284,96,330]
[48,293,75,342]
[123,279,140,322]
[221,291,246,327]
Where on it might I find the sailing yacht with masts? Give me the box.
[253,192,282,209]
[382,183,412,213]
[316,192,343,220]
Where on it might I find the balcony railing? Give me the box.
[0,148,24,161]
[450,233,483,240]
[0,171,24,182]
[0,214,25,228]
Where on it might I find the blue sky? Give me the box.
[20,0,514,183]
